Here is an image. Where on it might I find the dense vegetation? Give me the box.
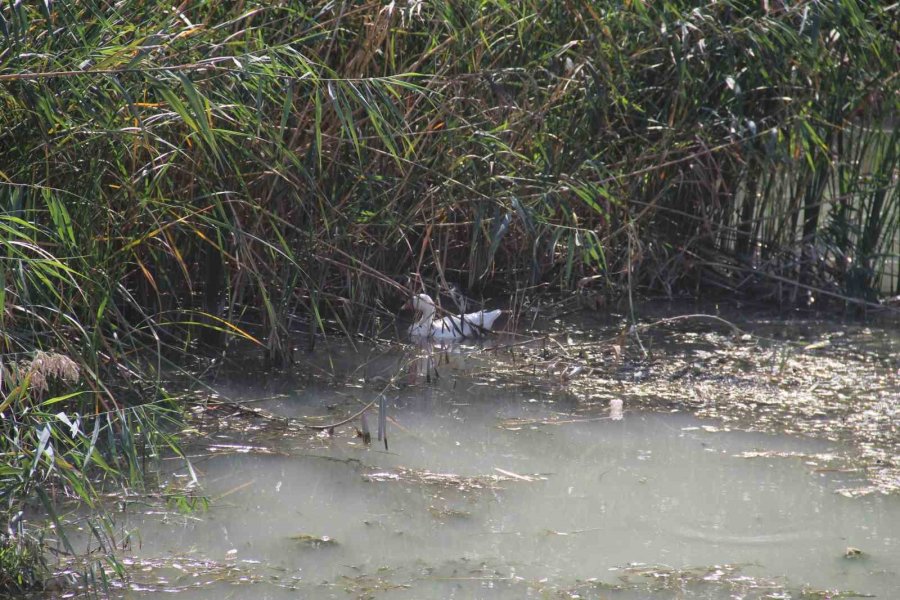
[0,0,897,591]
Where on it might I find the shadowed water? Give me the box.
[119,369,899,599]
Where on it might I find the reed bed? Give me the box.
[0,0,896,590]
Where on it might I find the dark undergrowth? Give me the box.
[0,0,897,593]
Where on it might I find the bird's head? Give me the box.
[403,293,435,313]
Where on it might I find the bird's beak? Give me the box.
[401,299,412,311]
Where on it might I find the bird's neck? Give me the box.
[415,304,435,327]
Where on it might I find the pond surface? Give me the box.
[111,304,899,599]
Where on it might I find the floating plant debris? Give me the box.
[362,466,547,491]
[290,534,339,548]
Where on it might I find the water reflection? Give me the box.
[405,336,507,384]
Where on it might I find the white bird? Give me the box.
[406,293,502,340]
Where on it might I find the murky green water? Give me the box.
[40,303,892,598]
[113,332,899,599]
